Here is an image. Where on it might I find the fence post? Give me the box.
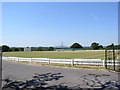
[113,49,115,70]
[29,58,32,62]
[71,59,74,65]
[5,57,7,60]
[103,60,105,67]
[16,57,19,61]
[48,58,50,64]
[105,49,107,69]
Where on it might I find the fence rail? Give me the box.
[2,57,120,67]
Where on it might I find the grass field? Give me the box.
[3,50,105,59]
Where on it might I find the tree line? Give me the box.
[1,42,120,52]
[70,42,120,50]
[1,46,55,52]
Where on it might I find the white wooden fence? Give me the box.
[2,57,120,67]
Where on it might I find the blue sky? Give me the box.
[2,2,118,47]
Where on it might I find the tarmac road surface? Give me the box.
[1,61,120,90]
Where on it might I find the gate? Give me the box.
[105,49,120,71]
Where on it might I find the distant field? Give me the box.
[3,50,105,59]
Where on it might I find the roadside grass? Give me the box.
[48,64,105,70]
[106,65,120,72]
[6,60,106,71]
[3,51,105,59]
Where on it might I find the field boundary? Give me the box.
[2,57,120,67]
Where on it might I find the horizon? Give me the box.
[2,2,118,47]
[2,43,117,48]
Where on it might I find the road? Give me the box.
[2,61,120,90]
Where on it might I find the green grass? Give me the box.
[48,64,105,70]
[3,51,105,59]
[7,60,106,70]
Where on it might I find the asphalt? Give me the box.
[1,61,120,90]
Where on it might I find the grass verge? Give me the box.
[5,60,106,71]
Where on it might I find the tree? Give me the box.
[47,47,54,51]
[98,45,103,49]
[13,48,19,51]
[10,48,19,51]
[9,47,24,52]
[106,43,114,49]
[34,47,42,51]
[91,42,99,50]
[114,45,120,49]
[19,48,24,51]
[2,45,10,52]
[70,43,83,48]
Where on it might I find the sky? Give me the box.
[2,2,118,47]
